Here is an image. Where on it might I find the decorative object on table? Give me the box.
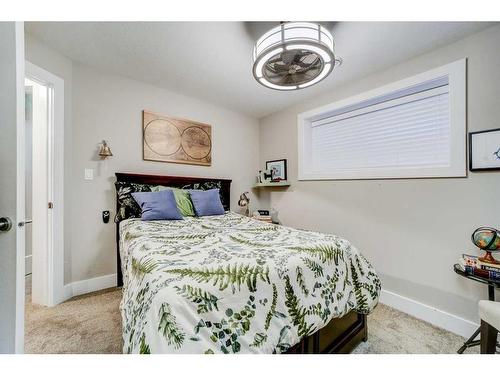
[252,22,341,91]
[266,159,287,181]
[143,110,212,166]
[98,140,113,159]
[238,192,250,216]
[458,254,500,281]
[251,208,280,225]
[469,128,500,171]
[252,211,273,223]
[259,169,273,183]
[471,227,500,264]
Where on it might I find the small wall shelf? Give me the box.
[253,181,291,188]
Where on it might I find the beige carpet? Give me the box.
[353,304,479,354]
[25,276,122,354]
[24,276,477,354]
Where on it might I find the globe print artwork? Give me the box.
[181,126,211,160]
[143,111,212,166]
[144,119,182,156]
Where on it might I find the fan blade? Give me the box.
[272,63,290,72]
[267,55,283,64]
[277,74,291,85]
[281,74,298,86]
[266,70,290,80]
[291,73,301,84]
[269,53,292,67]
[296,55,320,68]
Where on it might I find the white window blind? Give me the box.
[311,83,450,172]
[298,59,466,180]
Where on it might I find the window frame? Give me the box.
[297,59,467,181]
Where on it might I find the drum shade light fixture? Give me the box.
[252,22,340,91]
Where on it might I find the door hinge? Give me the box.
[48,202,54,209]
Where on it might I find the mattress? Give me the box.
[119,212,380,354]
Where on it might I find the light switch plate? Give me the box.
[84,168,94,180]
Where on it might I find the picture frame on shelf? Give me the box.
[469,128,500,172]
[266,159,287,181]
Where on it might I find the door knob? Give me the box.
[0,217,12,232]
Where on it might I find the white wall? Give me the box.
[25,34,261,285]
[70,63,260,282]
[259,25,500,323]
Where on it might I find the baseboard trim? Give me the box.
[63,273,117,300]
[379,289,478,338]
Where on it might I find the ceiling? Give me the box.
[25,21,494,118]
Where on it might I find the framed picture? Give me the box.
[469,128,500,171]
[266,159,287,181]
[143,110,212,166]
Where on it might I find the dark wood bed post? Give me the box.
[116,219,123,287]
[113,172,369,354]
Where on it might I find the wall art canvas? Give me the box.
[143,110,212,166]
[469,128,500,171]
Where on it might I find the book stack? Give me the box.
[458,254,500,281]
[252,210,273,223]
[252,214,273,223]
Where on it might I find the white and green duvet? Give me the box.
[119,212,380,354]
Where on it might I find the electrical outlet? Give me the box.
[84,168,94,180]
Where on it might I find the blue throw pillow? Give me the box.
[189,188,225,217]
[131,189,182,221]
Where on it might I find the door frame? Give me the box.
[14,21,26,354]
[25,61,65,307]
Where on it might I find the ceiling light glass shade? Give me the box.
[252,22,339,91]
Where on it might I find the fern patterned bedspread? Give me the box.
[119,212,380,354]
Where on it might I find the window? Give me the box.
[298,59,466,180]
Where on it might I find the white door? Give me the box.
[0,22,25,353]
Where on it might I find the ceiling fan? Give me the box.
[252,22,342,91]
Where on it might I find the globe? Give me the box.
[471,227,500,264]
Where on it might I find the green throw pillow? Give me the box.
[151,185,195,216]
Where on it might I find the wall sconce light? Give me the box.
[98,140,113,159]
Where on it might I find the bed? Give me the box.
[115,173,380,354]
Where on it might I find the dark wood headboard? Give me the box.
[115,172,232,287]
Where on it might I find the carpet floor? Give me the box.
[24,277,477,354]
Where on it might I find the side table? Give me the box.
[453,264,500,354]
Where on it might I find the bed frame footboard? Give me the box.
[286,311,367,354]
